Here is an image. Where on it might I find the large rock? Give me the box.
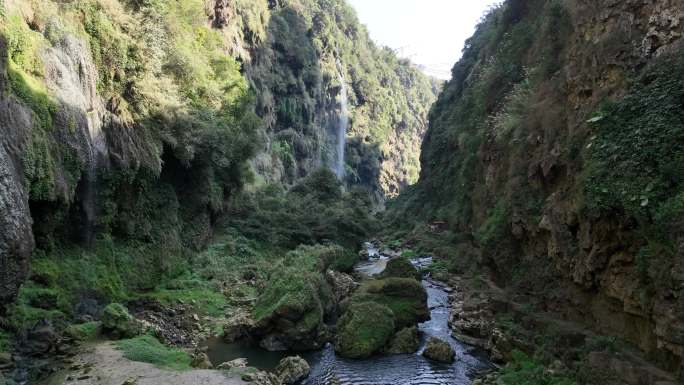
[351,277,429,329]
[335,302,395,358]
[381,258,421,281]
[191,352,213,369]
[387,326,420,354]
[223,309,255,343]
[252,268,332,351]
[422,337,456,363]
[274,356,310,384]
[101,303,141,339]
[217,358,248,369]
[326,269,359,303]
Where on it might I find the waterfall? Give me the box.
[82,113,107,248]
[335,60,348,179]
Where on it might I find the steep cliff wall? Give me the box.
[0,0,435,313]
[393,0,684,378]
[210,0,439,197]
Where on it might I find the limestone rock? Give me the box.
[191,352,213,369]
[274,356,311,384]
[217,358,248,370]
[223,310,255,343]
[422,337,456,363]
[326,270,359,303]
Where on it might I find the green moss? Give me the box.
[102,303,141,339]
[65,322,101,341]
[351,277,428,329]
[335,301,395,359]
[499,350,577,385]
[252,268,323,323]
[380,258,421,280]
[115,335,192,371]
[476,201,509,248]
[145,282,229,317]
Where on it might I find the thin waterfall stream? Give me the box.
[335,59,348,180]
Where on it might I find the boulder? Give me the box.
[217,358,248,369]
[101,303,141,339]
[191,352,213,369]
[381,258,421,281]
[387,326,420,354]
[326,270,359,303]
[240,371,279,385]
[274,356,310,384]
[335,302,395,358]
[252,268,332,351]
[422,337,456,363]
[352,277,429,329]
[223,310,255,343]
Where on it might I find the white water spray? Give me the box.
[335,60,348,179]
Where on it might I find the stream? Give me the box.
[207,244,490,384]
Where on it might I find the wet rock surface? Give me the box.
[422,337,456,363]
[274,356,310,384]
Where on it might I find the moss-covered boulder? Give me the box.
[335,302,396,358]
[101,303,141,339]
[386,326,420,354]
[351,277,429,329]
[252,267,332,351]
[422,337,456,363]
[381,258,421,280]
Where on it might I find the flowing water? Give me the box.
[335,60,348,179]
[206,245,490,384]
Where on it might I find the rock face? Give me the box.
[397,0,684,377]
[335,301,396,359]
[0,100,34,311]
[274,356,311,384]
[101,303,141,339]
[326,270,359,304]
[422,337,455,363]
[222,310,255,343]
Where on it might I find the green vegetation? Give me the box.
[386,326,420,354]
[583,56,684,292]
[115,335,192,371]
[101,303,141,339]
[350,277,428,329]
[380,258,421,280]
[499,350,577,385]
[335,301,396,358]
[229,169,378,251]
[65,322,101,341]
